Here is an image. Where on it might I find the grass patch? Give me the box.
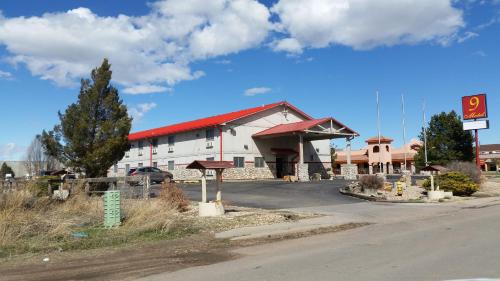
[0,182,192,258]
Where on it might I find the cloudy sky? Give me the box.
[0,0,499,160]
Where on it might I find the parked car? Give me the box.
[129,167,173,184]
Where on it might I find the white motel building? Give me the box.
[110,101,359,181]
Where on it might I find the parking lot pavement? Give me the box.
[153,179,361,209]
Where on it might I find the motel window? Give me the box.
[255,157,265,168]
[152,138,158,148]
[373,146,380,153]
[168,161,175,171]
[233,157,245,168]
[206,128,215,141]
[138,140,144,156]
[138,162,143,168]
[168,135,175,146]
[153,162,158,168]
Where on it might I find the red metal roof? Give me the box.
[365,136,394,144]
[186,160,234,170]
[128,101,313,141]
[253,118,358,137]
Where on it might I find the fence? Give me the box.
[1,175,155,199]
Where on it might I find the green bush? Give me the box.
[27,176,61,196]
[423,172,479,196]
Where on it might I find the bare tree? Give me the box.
[25,135,60,176]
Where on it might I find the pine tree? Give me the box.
[41,59,132,178]
[414,111,474,170]
[0,162,15,179]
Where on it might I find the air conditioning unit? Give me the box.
[168,146,174,153]
[206,141,214,149]
[152,148,158,154]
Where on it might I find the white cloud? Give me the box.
[0,143,26,160]
[473,50,486,57]
[123,84,171,95]
[129,102,157,123]
[0,70,12,79]
[0,1,270,90]
[244,87,271,96]
[272,37,302,54]
[0,1,478,88]
[271,0,465,52]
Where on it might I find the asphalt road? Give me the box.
[169,180,361,209]
[141,200,500,281]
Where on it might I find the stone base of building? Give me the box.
[297,163,310,182]
[341,164,358,180]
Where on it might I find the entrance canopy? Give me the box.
[253,118,358,141]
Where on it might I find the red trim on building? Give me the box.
[128,101,313,141]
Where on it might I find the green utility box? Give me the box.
[104,190,121,228]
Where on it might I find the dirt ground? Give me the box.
[0,223,367,281]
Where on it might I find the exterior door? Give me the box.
[276,157,284,178]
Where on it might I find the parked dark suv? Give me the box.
[128,167,173,184]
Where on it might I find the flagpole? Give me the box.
[376,91,382,173]
[422,99,429,167]
[401,94,408,172]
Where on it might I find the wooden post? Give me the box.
[144,175,151,199]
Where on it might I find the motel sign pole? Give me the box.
[461,94,489,170]
[475,129,480,168]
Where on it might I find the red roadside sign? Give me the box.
[462,94,487,120]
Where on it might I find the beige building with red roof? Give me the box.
[111,101,359,181]
[336,136,422,174]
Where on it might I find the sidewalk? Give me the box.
[216,196,500,241]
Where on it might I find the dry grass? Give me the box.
[0,181,190,257]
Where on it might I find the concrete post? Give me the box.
[216,169,222,202]
[346,137,352,165]
[201,170,207,203]
[369,165,373,175]
[299,134,304,165]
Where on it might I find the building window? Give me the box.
[386,145,390,152]
[153,161,158,168]
[138,140,143,156]
[138,162,143,168]
[255,157,265,168]
[152,138,158,147]
[113,164,118,173]
[125,150,130,158]
[310,155,314,161]
[206,128,215,141]
[168,135,175,146]
[373,146,380,153]
[233,157,244,168]
[168,160,175,171]
[125,164,130,174]
[206,157,215,176]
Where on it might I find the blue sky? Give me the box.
[0,0,499,160]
